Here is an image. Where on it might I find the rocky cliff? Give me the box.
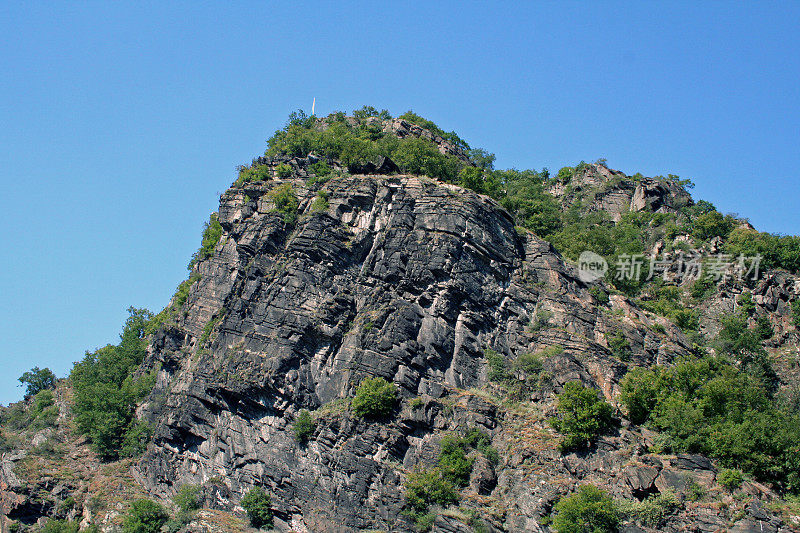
[2,113,799,533]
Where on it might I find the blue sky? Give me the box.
[1,2,798,404]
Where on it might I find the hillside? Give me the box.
[2,108,800,533]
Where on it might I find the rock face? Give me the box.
[132,174,698,531]
[548,164,694,222]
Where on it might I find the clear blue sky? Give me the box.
[2,2,798,404]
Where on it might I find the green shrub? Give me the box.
[608,331,632,361]
[0,402,31,430]
[756,315,774,339]
[514,352,544,376]
[122,499,169,533]
[188,213,223,269]
[619,353,800,493]
[793,300,800,329]
[717,468,744,492]
[619,490,679,528]
[552,484,620,533]
[589,286,610,304]
[173,484,202,513]
[42,519,80,533]
[352,377,397,419]
[240,487,273,530]
[620,367,659,424]
[550,382,614,451]
[18,366,56,396]
[738,292,756,316]
[236,163,270,184]
[267,183,299,224]
[276,162,292,178]
[438,434,475,487]
[293,409,316,442]
[484,348,508,383]
[310,190,329,213]
[404,468,459,513]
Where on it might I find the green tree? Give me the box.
[70,308,156,459]
[404,468,459,513]
[552,484,620,533]
[293,409,316,442]
[352,377,397,419]
[122,499,168,533]
[438,434,475,487]
[173,484,202,513]
[620,367,660,425]
[550,382,614,451]
[240,487,273,530]
[18,366,56,396]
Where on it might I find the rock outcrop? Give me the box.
[128,173,716,531]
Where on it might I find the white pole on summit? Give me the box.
[312,98,316,116]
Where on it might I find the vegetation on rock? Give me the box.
[352,376,397,419]
[240,487,273,530]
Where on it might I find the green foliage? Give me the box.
[70,308,156,460]
[236,163,270,185]
[638,285,698,332]
[267,183,299,224]
[0,402,31,430]
[619,490,679,528]
[756,315,774,339]
[352,377,397,419]
[485,348,509,383]
[438,434,475,486]
[173,484,202,513]
[122,499,169,533]
[717,313,777,391]
[42,519,80,533]
[552,484,620,533]
[293,409,316,442]
[619,354,800,492]
[589,286,609,304]
[188,213,223,269]
[498,168,562,237]
[607,331,632,361]
[275,162,292,178]
[404,468,459,513]
[550,382,615,451]
[30,389,59,429]
[240,487,273,530]
[691,210,736,242]
[514,352,544,376]
[18,366,56,396]
[308,160,332,178]
[792,300,800,328]
[619,367,659,425]
[310,190,329,213]
[738,292,756,316]
[398,110,470,151]
[717,468,744,492]
[725,226,800,274]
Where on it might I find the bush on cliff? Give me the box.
[122,499,169,533]
[551,484,620,533]
[352,377,397,419]
[241,487,273,530]
[619,354,800,492]
[550,382,615,451]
